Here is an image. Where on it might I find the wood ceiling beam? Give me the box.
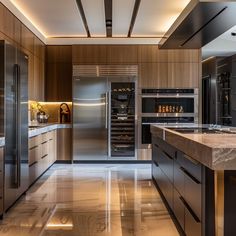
[128,0,141,37]
[104,0,112,37]
[75,0,91,37]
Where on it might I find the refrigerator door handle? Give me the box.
[14,64,21,188]
[105,92,109,129]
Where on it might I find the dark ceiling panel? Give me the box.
[104,0,112,37]
[128,0,141,37]
[159,0,236,49]
[75,0,91,37]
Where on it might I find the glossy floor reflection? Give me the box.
[0,164,179,236]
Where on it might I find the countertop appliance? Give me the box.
[140,88,198,147]
[72,65,137,161]
[0,41,28,211]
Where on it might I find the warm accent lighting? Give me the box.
[9,0,47,38]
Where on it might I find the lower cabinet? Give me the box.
[152,136,203,236]
[29,130,57,185]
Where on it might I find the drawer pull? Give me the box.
[41,141,48,145]
[162,150,173,160]
[49,138,53,141]
[29,161,38,167]
[29,145,38,150]
[154,144,159,148]
[179,196,201,223]
[183,154,199,165]
[41,154,48,159]
[180,167,200,184]
[153,160,159,167]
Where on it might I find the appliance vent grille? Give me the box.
[73,65,138,77]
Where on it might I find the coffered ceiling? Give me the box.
[1,0,191,44]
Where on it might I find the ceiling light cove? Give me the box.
[9,0,47,37]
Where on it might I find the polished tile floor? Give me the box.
[0,164,179,236]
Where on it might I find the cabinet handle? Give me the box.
[162,150,173,160]
[179,196,201,223]
[154,144,159,148]
[29,161,38,167]
[29,145,38,150]
[153,160,159,167]
[41,141,48,145]
[41,154,48,159]
[180,167,200,184]
[49,138,53,141]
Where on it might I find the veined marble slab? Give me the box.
[151,125,236,170]
[29,123,72,138]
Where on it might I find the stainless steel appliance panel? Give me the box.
[4,41,28,211]
[73,77,108,160]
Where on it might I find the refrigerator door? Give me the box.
[73,77,109,160]
[4,43,28,211]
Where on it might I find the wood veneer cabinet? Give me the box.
[138,45,168,62]
[139,63,168,88]
[72,45,107,64]
[168,63,200,88]
[45,45,72,101]
[29,130,57,185]
[106,45,138,64]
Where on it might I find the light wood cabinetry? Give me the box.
[0,3,45,101]
[138,45,168,63]
[45,46,72,101]
[57,128,72,161]
[72,45,106,64]
[168,63,200,88]
[29,130,57,185]
[106,45,138,64]
[139,63,168,88]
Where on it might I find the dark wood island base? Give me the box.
[151,128,236,236]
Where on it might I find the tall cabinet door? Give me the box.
[73,77,108,160]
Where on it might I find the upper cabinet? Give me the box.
[45,46,72,102]
[106,45,138,64]
[21,24,34,53]
[72,45,106,64]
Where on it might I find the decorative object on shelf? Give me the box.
[59,103,71,123]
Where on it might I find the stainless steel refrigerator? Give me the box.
[73,71,137,161]
[0,41,29,211]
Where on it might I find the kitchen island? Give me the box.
[151,125,236,236]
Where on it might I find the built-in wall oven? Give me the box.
[140,89,198,147]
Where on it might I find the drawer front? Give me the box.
[174,161,185,196]
[47,131,54,141]
[154,137,176,158]
[41,132,48,142]
[41,141,49,157]
[29,146,40,165]
[177,151,202,182]
[152,162,160,183]
[184,172,202,220]
[29,161,39,184]
[185,206,201,236]
[158,147,174,183]
[173,189,185,230]
[29,135,42,148]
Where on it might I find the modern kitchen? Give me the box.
[0,0,236,235]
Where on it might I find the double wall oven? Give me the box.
[140,89,198,148]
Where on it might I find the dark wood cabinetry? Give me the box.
[152,136,204,236]
[45,45,72,101]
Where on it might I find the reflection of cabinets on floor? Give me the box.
[29,130,57,185]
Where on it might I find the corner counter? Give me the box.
[151,125,236,236]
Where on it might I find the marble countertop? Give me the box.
[0,123,72,147]
[29,123,72,138]
[151,124,236,170]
